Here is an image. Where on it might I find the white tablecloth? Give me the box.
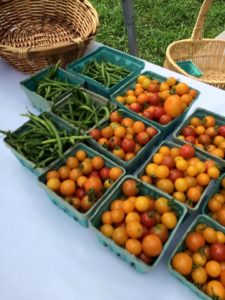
[1,42,225,300]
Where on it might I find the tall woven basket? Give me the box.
[0,0,99,73]
[164,0,225,89]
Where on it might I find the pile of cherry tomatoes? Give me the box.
[172,222,225,300]
[207,177,225,227]
[89,110,158,162]
[178,114,225,159]
[45,149,124,213]
[114,74,197,125]
[140,143,220,208]
[99,178,179,265]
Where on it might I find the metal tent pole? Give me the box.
[121,0,138,57]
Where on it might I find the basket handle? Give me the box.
[191,0,212,40]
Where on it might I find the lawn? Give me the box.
[90,0,225,66]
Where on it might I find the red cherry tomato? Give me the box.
[140,211,157,228]
[182,126,196,138]
[109,136,122,149]
[159,114,172,125]
[210,243,225,262]
[121,139,136,153]
[99,167,110,180]
[136,132,150,145]
[89,128,102,140]
[218,125,225,137]
[179,144,195,159]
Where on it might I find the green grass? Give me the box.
[90,0,225,65]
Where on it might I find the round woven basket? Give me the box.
[164,0,225,89]
[0,0,99,73]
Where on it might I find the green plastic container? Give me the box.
[20,66,84,112]
[136,140,218,212]
[202,173,225,228]
[66,46,145,97]
[51,88,116,133]
[168,214,225,300]
[110,71,200,135]
[177,60,203,77]
[3,112,82,176]
[87,108,161,173]
[38,143,126,227]
[173,107,225,167]
[89,175,187,273]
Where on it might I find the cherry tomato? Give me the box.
[89,128,102,141]
[142,234,162,257]
[210,243,225,262]
[140,211,157,228]
[172,252,193,275]
[108,136,121,149]
[126,221,143,239]
[217,208,225,226]
[122,179,138,197]
[159,114,172,125]
[185,232,205,252]
[136,132,150,145]
[206,281,225,299]
[182,126,196,138]
[168,169,183,182]
[99,167,110,180]
[218,125,225,137]
[110,111,123,123]
[121,138,136,153]
[179,144,195,159]
[191,267,207,284]
[125,239,142,255]
[161,155,175,169]
[149,224,169,243]
[84,177,103,194]
[139,252,152,264]
[112,227,128,245]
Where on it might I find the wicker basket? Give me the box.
[0,0,99,73]
[164,0,225,89]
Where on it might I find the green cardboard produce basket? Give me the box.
[20,66,84,112]
[51,88,116,133]
[173,107,225,167]
[38,143,126,227]
[87,108,161,173]
[89,175,187,273]
[202,173,225,229]
[66,46,145,97]
[110,71,200,135]
[168,214,225,300]
[136,140,219,212]
[3,112,84,176]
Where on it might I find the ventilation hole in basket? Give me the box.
[103,242,107,247]
[73,216,78,221]
[130,262,135,268]
[116,253,121,257]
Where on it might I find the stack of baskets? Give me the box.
[164,0,225,89]
[0,0,99,73]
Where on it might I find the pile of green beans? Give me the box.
[81,59,131,88]
[52,88,114,131]
[0,113,90,168]
[36,62,76,103]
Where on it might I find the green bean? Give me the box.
[52,88,113,131]
[0,113,90,169]
[80,59,130,88]
[35,62,77,103]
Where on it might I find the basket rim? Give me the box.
[165,38,225,85]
